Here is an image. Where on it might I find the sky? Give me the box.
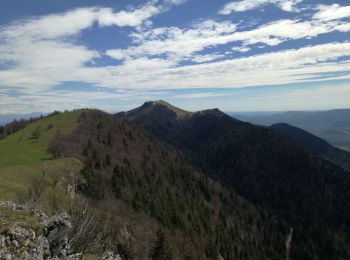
[0,0,349,114]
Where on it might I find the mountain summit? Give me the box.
[117,101,237,146]
[118,100,192,120]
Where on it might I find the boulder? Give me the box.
[43,213,71,258]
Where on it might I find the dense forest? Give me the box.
[118,101,350,259]
[50,109,290,259]
[271,123,350,171]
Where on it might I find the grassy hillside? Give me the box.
[0,110,99,259]
[0,110,83,211]
[0,110,81,166]
[0,158,82,200]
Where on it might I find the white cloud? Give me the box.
[105,19,237,60]
[191,54,225,63]
[1,0,186,40]
[78,42,350,91]
[229,19,341,46]
[0,40,98,91]
[0,6,158,41]
[219,0,302,14]
[0,1,185,92]
[106,18,350,63]
[105,49,128,60]
[1,5,350,94]
[97,4,161,27]
[0,1,350,113]
[313,4,350,21]
[1,8,97,39]
[232,46,251,52]
[172,92,230,99]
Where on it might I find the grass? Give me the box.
[0,158,82,201]
[0,206,42,234]
[82,254,100,260]
[0,110,81,166]
[0,110,83,207]
[0,109,97,258]
[339,146,350,152]
[154,100,192,117]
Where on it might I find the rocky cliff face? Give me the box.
[0,201,81,260]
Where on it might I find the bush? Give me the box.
[31,127,41,141]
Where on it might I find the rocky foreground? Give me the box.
[0,201,120,260]
[0,200,80,259]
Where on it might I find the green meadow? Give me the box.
[0,110,83,203]
[0,110,81,166]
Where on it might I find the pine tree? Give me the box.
[107,130,112,146]
[150,230,173,260]
[105,154,111,166]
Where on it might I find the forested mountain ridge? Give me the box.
[272,123,350,171]
[49,109,290,259]
[1,102,350,259]
[232,109,350,152]
[119,101,350,259]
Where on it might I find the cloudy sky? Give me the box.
[0,0,349,113]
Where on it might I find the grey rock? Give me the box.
[64,253,83,260]
[12,239,19,248]
[101,251,122,260]
[8,224,35,241]
[35,209,49,222]
[43,213,71,258]
[0,201,82,260]
[0,235,5,247]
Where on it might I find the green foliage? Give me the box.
[111,165,122,199]
[105,154,111,166]
[81,166,104,200]
[150,230,173,260]
[205,237,219,259]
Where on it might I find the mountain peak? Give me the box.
[140,100,192,118]
[198,108,225,116]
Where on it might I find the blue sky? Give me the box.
[0,0,349,113]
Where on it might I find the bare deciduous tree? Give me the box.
[28,171,47,206]
[68,199,111,252]
[15,170,47,207]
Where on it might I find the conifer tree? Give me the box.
[150,230,173,260]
